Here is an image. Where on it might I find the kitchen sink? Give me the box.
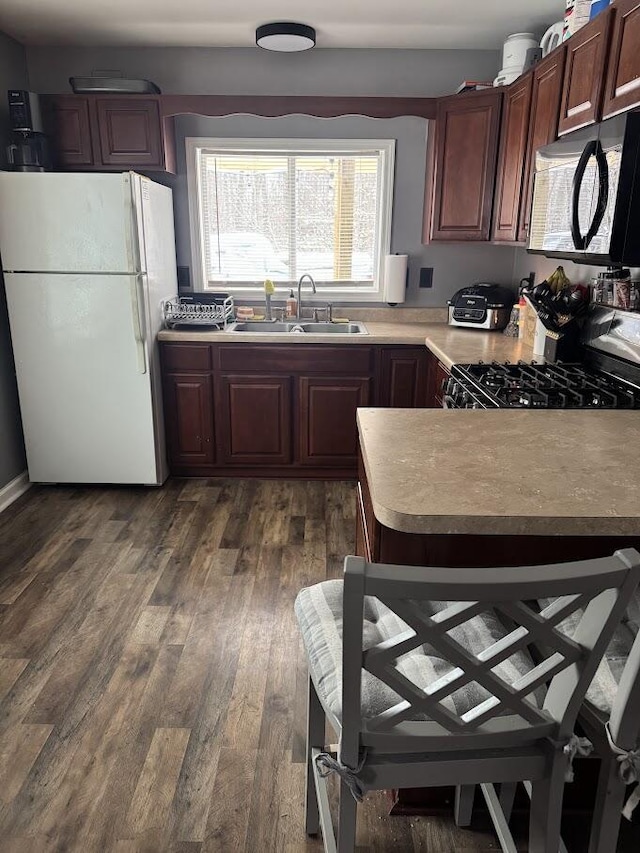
[227,321,368,335]
[299,322,367,334]
[229,322,295,332]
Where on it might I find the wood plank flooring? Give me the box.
[0,479,638,852]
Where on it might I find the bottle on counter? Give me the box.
[286,289,298,318]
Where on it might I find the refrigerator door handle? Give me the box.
[129,274,147,375]
[123,172,142,273]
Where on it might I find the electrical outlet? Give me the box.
[419,267,434,288]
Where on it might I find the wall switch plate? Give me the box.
[419,267,434,288]
[177,266,191,290]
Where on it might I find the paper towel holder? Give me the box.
[385,252,409,306]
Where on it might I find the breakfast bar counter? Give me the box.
[356,407,640,568]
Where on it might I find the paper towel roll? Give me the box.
[384,254,408,304]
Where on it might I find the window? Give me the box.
[187,138,395,300]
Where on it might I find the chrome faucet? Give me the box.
[297,273,316,319]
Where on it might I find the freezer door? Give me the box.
[4,272,161,484]
[0,173,140,273]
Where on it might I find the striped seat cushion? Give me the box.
[538,591,640,716]
[295,579,539,725]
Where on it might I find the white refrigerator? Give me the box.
[0,171,177,485]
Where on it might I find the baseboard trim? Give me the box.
[0,471,31,515]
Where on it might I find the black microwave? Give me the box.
[528,112,640,266]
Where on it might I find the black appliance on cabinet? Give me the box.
[6,90,50,172]
[528,112,640,266]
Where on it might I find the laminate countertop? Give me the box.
[158,319,539,366]
[357,408,640,536]
[424,324,538,370]
[158,321,441,345]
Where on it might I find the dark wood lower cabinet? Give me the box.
[163,373,215,466]
[161,342,430,477]
[218,375,292,465]
[426,348,450,408]
[378,348,428,407]
[299,376,371,467]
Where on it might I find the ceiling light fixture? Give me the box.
[255,22,316,52]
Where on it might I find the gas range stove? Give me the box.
[444,306,640,410]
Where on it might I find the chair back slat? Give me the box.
[342,550,640,753]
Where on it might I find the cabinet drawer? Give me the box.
[217,345,374,375]
[161,344,211,372]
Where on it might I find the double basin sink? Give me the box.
[227,321,368,335]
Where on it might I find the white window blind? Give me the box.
[188,139,394,297]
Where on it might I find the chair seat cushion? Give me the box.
[538,596,638,716]
[295,580,539,725]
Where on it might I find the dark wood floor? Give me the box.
[0,479,638,852]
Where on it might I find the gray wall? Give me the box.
[0,31,28,488]
[512,248,640,289]
[171,114,516,306]
[25,45,500,97]
[24,44,513,307]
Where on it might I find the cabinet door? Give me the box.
[96,98,164,168]
[378,348,428,408]
[491,73,533,243]
[299,376,371,468]
[430,91,503,241]
[518,48,566,244]
[218,375,292,466]
[559,9,613,135]
[48,96,94,167]
[163,373,215,467]
[603,0,640,118]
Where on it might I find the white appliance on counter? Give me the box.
[0,171,177,485]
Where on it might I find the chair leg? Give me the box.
[588,756,626,853]
[499,782,517,822]
[337,779,358,853]
[305,675,325,836]
[528,755,567,853]
[454,785,475,827]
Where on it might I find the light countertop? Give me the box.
[158,320,443,345]
[357,408,640,537]
[158,314,539,367]
[424,324,539,370]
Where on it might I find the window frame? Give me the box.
[186,136,396,301]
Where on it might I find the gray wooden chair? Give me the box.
[456,588,640,853]
[455,590,640,853]
[294,549,640,853]
[582,621,640,853]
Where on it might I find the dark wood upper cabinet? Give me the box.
[96,98,164,168]
[217,375,292,466]
[44,94,175,173]
[378,348,428,408]
[558,9,614,135]
[163,373,215,467]
[428,90,503,242]
[47,95,94,167]
[491,73,533,243]
[518,47,567,244]
[298,376,371,468]
[603,0,640,117]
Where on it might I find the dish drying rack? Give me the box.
[163,296,235,329]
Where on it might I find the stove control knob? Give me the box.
[444,377,456,397]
